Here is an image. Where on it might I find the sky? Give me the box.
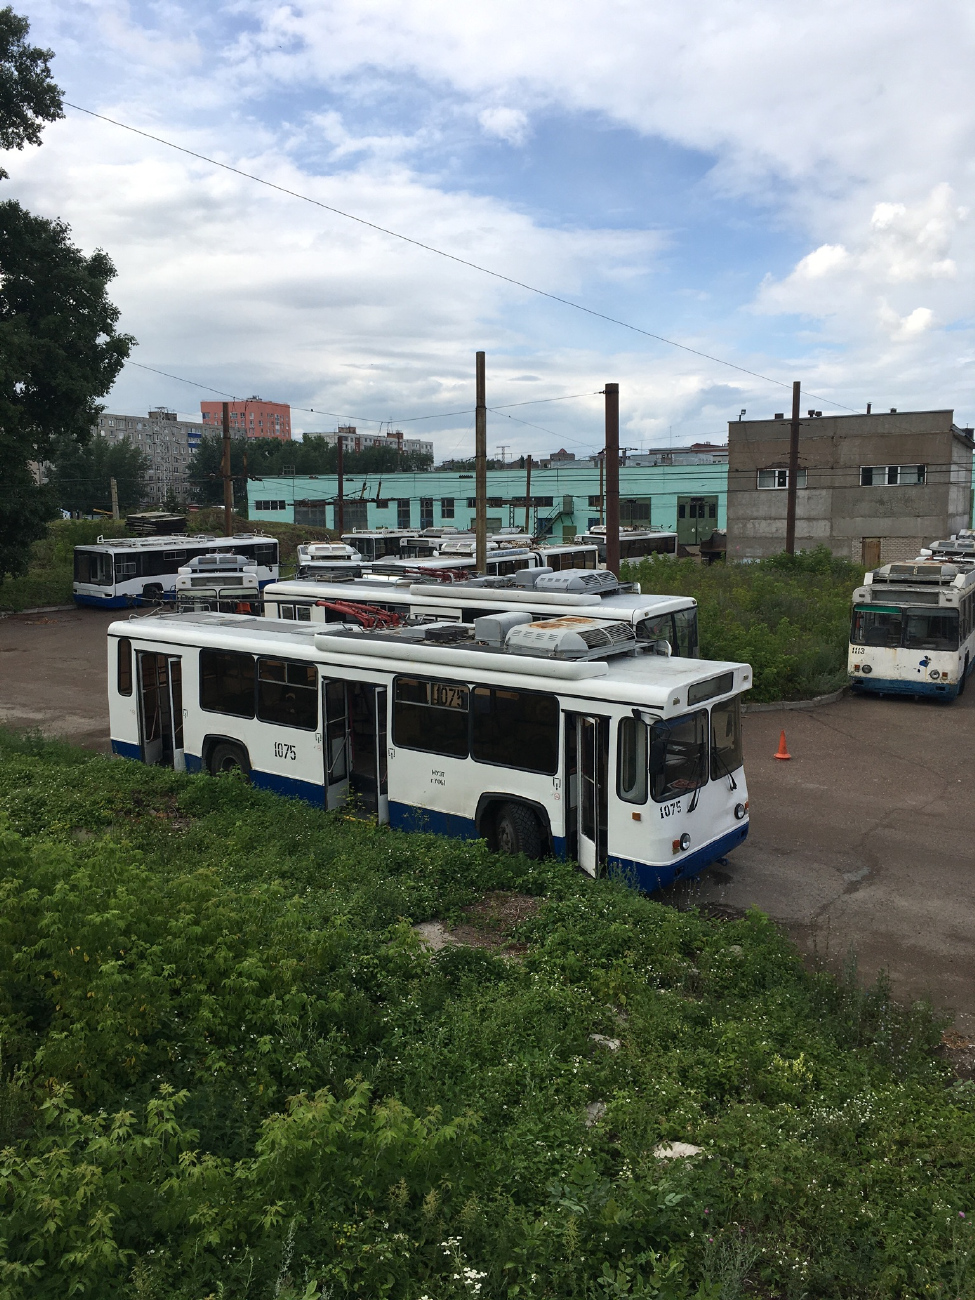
[4,0,975,459]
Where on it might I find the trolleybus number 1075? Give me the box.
[273,741,297,760]
[660,800,682,818]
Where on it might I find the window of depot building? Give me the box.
[620,498,652,525]
[860,464,926,487]
[588,495,603,508]
[756,468,808,489]
[471,686,559,773]
[254,499,287,511]
[441,497,455,519]
[393,676,469,758]
[199,649,255,718]
[257,658,318,729]
[396,499,411,529]
[420,498,434,529]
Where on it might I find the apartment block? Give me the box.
[304,425,433,459]
[200,397,291,441]
[94,408,203,501]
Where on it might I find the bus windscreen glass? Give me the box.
[903,609,959,651]
[74,550,112,585]
[851,606,902,647]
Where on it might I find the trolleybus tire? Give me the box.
[495,802,543,859]
[207,741,251,778]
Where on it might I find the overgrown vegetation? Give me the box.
[0,729,972,1298]
[623,548,864,702]
[0,517,129,610]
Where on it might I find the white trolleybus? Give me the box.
[263,568,701,657]
[107,610,750,890]
[849,559,975,700]
[174,554,263,615]
[74,533,279,609]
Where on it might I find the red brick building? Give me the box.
[200,397,291,441]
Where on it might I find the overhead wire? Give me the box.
[67,102,858,413]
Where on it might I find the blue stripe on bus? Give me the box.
[111,739,143,760]
[850,677,959,699]
[185,754,203,773]
[608,823,749,894]
[251,769,326,805]
[389,801,479,839]
[74,593,137,609]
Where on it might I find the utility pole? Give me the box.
[524,454,532,535]
[475,351,487,572]
[336,433,345,536]
[598,452,605,525]
[604,383,620,577]
[222,401,233,538]
[110,477,120,521]
[785,381,801,556]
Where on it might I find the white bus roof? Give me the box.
[109,611,746,713]
[263,576,696,616]
[80,533,277,552]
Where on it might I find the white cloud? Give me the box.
[477,107,529,146]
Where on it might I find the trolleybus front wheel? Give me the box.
[208,741,251,778]
[495,802,543,860]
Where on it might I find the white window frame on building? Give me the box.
[859,464,926,487]
[756,468,808,489]
[254,499,287,512]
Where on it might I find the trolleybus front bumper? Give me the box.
[608,822,750,894]
[850,676,960,699]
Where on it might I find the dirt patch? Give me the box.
[413,892,544,956]
[939,1029,975,1080]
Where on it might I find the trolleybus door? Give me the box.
[136,651,183,769]
[375,686,389,824]
[322,678,351,810]
[566,713,609,876]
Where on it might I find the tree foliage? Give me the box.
[46,434,148,515]
[0,5,62,172]
[187,435,434,505]
[0,9,133,581]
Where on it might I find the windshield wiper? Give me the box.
[711,746,738,791]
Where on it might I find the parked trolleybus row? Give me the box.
[108,608,750,891]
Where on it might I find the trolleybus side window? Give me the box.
[710,698,742,780]
[471,686,559,773]
[904,609,959,651]
[257,658,318,729]
[117,637,132,695]
[852,606,902,647]
[673,608,698,657]
[617,716,648,804]
[649,710,707,802]
[200,649,255,717]
[393,677,469,757]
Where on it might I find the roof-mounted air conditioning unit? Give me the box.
[533,570,619,596]
[505,616,636,660]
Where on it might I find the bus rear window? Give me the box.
[200,649,255,717]
[649,710,707,802]
[851,606,902,647]
[471,686,558,773]
[393,677,469,757]
[904,610,958,651]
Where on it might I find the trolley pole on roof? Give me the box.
[785,380,801,555]
[475,351,487,572]
[222,402,233,538]
[336,432,345,536]
[604,383,620,577]
[524,454,532,535]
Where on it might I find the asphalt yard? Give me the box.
[2,605,972,1033]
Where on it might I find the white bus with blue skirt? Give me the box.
[73,533,279,608]
[849,559,975,699]
[107,610,751,891]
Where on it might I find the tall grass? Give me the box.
[0,518,129,611]
[624,547,865,702]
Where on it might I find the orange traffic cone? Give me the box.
[774,730,791,760]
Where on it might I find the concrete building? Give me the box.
[304,425,434,459]
[94,408,204,502]
[726,409,974,564]
[200,397,291,441]
[247,462,728,545]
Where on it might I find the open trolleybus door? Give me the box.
[322,680,389,823]
[566,712,609,876]
[137,651,184,770]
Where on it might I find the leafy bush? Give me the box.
[0,517,129,609]
[623,549,864,702]
[0,731,972,1298]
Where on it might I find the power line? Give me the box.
[67,101,856,412]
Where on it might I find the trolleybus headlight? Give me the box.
[679,833,691,851]
[930,670,941,679]
[734,802,747,821]
[860,664,872,674]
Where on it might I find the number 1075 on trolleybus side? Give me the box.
[107,611,751,892]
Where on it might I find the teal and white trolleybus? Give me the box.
[849,559,975,699]
[107,610,750,891]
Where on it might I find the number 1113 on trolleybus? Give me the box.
[108,611,752,892]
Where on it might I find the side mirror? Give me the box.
[653,639,672,657]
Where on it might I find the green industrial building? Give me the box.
[246,462,728,545]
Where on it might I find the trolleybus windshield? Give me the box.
[903,610,959,651]
[852,605,959,651]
